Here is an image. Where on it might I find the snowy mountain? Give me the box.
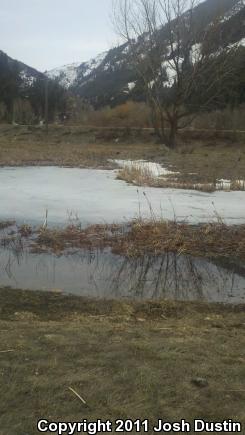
[46,62,80,89]
[1,0,243,109]
[44,0,244,107]
[46,52,108,89]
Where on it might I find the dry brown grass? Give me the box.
[7,220,245,264]
[117,165,159,186]
[164,140,245,187]
[115,220,245,261]
[230,179,245,190]
[116,165,217,192]
[32,224,121,254]
[0,124,161,168]
[0,287,244,435]
[0,220,15,230]
[83,101,151,128]
[116,164,245,192]
[0,124,244,192]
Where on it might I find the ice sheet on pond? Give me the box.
[0,166,245,226]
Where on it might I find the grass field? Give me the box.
[0,288,244,434]
[0,125,162,169]
[0,125,244,187]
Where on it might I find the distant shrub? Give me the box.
[192,105,245,131]
[81,101,151,128]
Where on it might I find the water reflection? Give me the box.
[0,247,244,304]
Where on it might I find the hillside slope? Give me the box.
[0,50,44,88]
[46,0,245,107]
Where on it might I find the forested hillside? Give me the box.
[49,0,245,109]
[0,51,67,123]
[0,0,244,124]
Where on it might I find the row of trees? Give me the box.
[0,52,21,122]
[0,51,67,124]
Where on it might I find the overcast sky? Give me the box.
[0,0,117,71]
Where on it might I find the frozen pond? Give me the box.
[0,166,245,225]
[1,247,244,304]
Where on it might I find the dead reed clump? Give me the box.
[117,165,157,186]
[18,224,33,237]
[230,179,245,191]
[35,228,66,252]
[33,223,123,253]
[5,220,245,264]
[116,165,217,192]
[116,163,245,193]
[114,220,245,262]
[157,180,216,192]
[0,220,15,230]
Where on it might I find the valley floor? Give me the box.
[0,288,244,434]
[0,124,244,187]
[0,125,244,434]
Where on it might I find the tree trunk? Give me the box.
[149,105,178,148]
[166,118,178,149]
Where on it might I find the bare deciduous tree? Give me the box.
[113,0,238,148]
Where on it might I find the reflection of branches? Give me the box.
[4,254,18,284]
[0,243,243,303]
[153,254,165,298]
[108,251,241,302]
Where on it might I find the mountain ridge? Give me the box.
[0,0,244,108]
[45,0,245,107]
[0,49,44,86]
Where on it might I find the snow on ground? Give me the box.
[112,160,245,191]
[111,159,176,177]
[216,179,245,190]
[0,167,244,226]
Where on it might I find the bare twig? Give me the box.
[0,349,15,353]
[69,387,87,405]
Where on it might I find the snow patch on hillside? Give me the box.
[230,37,245,48]
[128,82,136,91]
[190,43,202,64]
[47,63,80,88]
[80,51,108,78]
[20,70,35,87]
[220,0,245,23]
[46,51,108,88]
